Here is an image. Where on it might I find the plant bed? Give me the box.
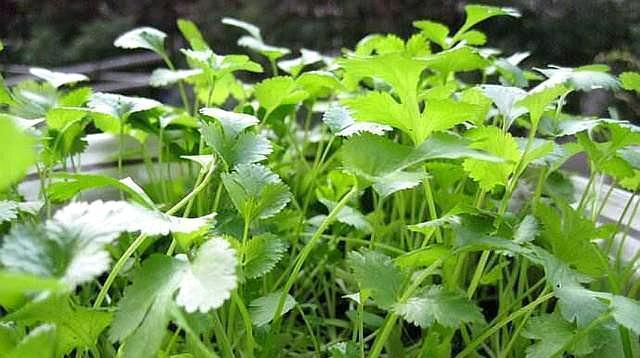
[1,4,640,357]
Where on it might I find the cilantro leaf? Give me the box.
[113,27,167,56]
[395,285,484,328]
[462,126,520,190]
[249,292,297,327]
[5,294,111,355]
[109,255,184,358]
[0,120,35,191]
[29,67,88,89]
[243,233,288,279]
[175,237,237,313]
[347,250,404,309]
[221,164,292,223]
[322,104,392,137]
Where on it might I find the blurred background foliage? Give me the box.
[2,0,640,69]
[2,0,640,121]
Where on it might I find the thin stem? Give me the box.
[263,185,358,355]
[455,290,554,358]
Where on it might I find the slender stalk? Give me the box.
[369,259,444,358]
[263,185,358,355]
[94,161,216,308]
[455,290,554,358]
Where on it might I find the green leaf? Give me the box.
[0,73,13,105]
[455,5,521,38]
[175,237,237,313]
[347,250,403,309]
[521,313,574,358]
[514,215,538,243]
[419,98,483,141]
[47,172,155,207]
[249,291,297,327]
[0,201,211,288]
[413,20,450,48]
[395,285,484,328]
[422,46,489,74]
[322,104,392,137]
[341,91,412,135]
[114,27,167,56]
[480,85,527,125]
[149,68,202,87]
[320,198,373,232]
[29,67,88,88]
[88,92,161,122]
[0,271,65,309]
[222,17,263,41]
[462,126,521,190]
[45,106,87,129]
[611,295,640,335]
[0,120,35,192]
[555,287,607,327]
[535,202,607,277]
[295,70,342,98]
[5,324,56,358]
[620,71,640,93]
[517,83,568,126]
[372,170,427,199]
[340,53,427,103]
[254,76,308,113]
[5,294,111,356]
[243,233,288,279]
[200,107,259,136]
[221,164,292,223]
[237,36,290,61]
[537,67,619,91]
[354,34,405,56]
[279,49,324,77]
[394,245,450,269]
[109,255,184,358]
[177,19,210,51]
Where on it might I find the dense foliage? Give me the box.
[2,4,640,357]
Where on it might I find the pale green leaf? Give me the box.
[29,67,88,88]
[249,292,297,327]
[322,104,392,137]
[611,295,640,335]
[222,17,262,41]
[347,250,403,309]
[0,201,211,288]
[113,27,167,55]
[47,172,155,207]
[109,255,184,358]
[88,92,161,120]
[175,237,237,313]
[149,68,202,87]
[395,285,484,328]
[320,198,372,232]
[522,313,574,358]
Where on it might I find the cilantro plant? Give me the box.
[2,4,640,357]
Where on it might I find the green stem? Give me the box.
[212,311,234,358]
[94,161,216,308]
[455,290,553,358]
[369,259,444,358]
[263,185,358,355]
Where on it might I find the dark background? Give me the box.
[2,0,640,69]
